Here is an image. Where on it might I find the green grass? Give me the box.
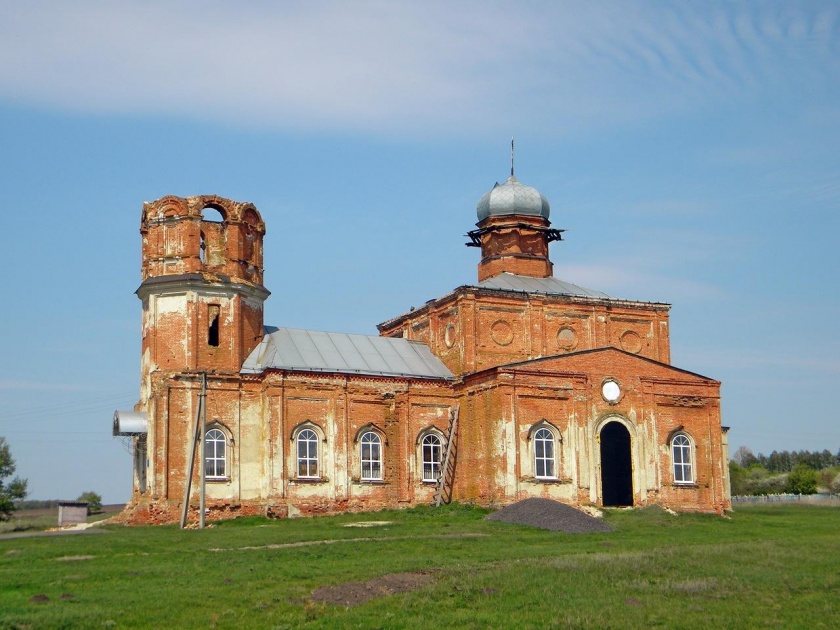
[0,503,837,629]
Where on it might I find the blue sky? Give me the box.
[1,1,838,504]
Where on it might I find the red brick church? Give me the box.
[114,170,730,524]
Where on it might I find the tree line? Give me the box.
[729,446,840,496]
[731,447,838,473]
[16,493,103,514]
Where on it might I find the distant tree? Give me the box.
[729,461,748,495]
[76,491,103,515]
[732,446,757,468]
[0,437,28,521]
[786,465,818,495]
[818,466,840,491]
[732,464,787,496]
[767,450,786,473]
[17,499,60,510]
[831,473,840,496]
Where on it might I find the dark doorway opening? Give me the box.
[600,421,633,507]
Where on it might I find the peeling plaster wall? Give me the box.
[123,370,458,524]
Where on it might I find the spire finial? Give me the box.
[510,137,515,177]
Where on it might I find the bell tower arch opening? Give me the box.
[599,420,633,507]
[137,195,270,374]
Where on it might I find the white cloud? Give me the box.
[1,1,837,135]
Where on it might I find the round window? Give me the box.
[601,379,621,403]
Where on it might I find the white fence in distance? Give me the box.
[731,493,838,504]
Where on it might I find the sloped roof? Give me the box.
[489,346,718,383]
[475,272,615,299]
[241,327,455,381]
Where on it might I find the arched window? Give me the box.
[297,428,319,478]
[360,432,382,481]
[534,427,556,479]
[672,434,693,483]
[421,433,442,482]
[204,428,226,479]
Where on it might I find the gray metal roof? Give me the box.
[241,327,455,380]
[476,175,550,222]
[475,273,615,299]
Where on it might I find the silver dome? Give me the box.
[476,175,550,222]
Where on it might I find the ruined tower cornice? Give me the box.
[136,272,270,303]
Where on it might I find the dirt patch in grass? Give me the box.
[55,555,95,562]
[486,498,613,533]
[311,571,434,607]
[211,532,487,552]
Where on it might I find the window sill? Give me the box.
[522,476,572,485]
[672,482,699,488]
[206,477,230,483]
[352,479,387,485]
[289,478,329,485]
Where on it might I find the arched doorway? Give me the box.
[600,421,633,506]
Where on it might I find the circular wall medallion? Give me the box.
[601,379,621,403]
[444,323,456,349]
[556,326,577,351]
[490,320,514,346]
[620,330,642,354]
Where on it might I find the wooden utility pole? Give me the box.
[180,374,206,529]
[199,374,207,529]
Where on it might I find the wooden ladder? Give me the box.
[433,405,459,507]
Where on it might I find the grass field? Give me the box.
[0,503,837,629]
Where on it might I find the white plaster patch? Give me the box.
[155,295,189,315]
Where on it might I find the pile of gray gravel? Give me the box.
[485,498,613,533]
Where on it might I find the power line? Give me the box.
[0,390,138,425]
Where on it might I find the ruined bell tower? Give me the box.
[136,195,269,378]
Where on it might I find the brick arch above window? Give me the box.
[353,423,387,446]
[526,419,561,442]
[416,425,445,444]
[290,420,325,442]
